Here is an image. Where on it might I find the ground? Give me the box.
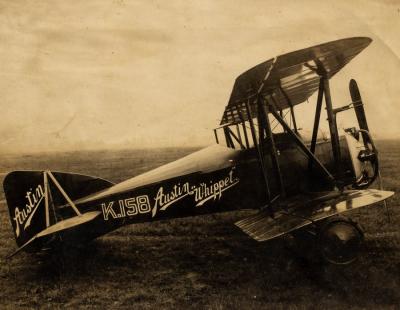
[0,141,399,309]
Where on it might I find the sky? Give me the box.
[0,0,399,153]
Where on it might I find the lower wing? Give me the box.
[235,189,394,242]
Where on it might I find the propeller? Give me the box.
[349,79,391,222]
[350,79,370,146]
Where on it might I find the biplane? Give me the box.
[3,37,394,264]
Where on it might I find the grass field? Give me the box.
[0,142,399,309]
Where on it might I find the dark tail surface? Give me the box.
[3,171,113,248]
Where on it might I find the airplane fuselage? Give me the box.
[68,132,362,242]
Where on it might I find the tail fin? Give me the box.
[3,171,113,248]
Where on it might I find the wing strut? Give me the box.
[278,85,298,133]
[323,78,342,176]
[238,110,250,148]
[258,98,286,199]
[308,78,325,173]
[245,100,272,205]
[310,78,325,156]
[268,102,336,186]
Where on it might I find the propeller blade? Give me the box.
[349,79,370,145]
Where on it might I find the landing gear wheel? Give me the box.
[318,217,364,265]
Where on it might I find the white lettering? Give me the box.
[101,169,239,220]
[102,201,117,220]
[13,184,45,237]
[102,195,152,221]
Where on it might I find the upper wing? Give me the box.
[221,37,372,125]
[235,189,393,242]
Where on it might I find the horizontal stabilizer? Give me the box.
[7,211,101,258]
[235,189,394,242]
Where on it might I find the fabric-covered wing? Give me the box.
[235,189,393,242]
[221,37,372,125]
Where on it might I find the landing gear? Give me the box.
[288,216,364,265]
[318,217,364,265]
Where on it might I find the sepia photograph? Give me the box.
[0,1,399,308]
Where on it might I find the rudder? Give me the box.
[3,170,114,248]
